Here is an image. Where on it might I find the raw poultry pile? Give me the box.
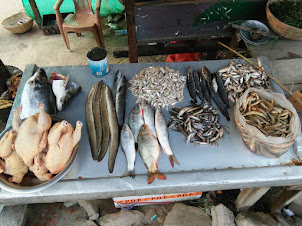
[129,66,186,109]
[218,61,269,103]
[169,102,224,146]
[0,103,82,184]
[240,91,292,137]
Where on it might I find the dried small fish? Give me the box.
[240,91,292,137]
[219,61,269,102]
[169,102,224,146]
[129,66,186,109]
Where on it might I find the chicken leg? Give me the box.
[0,130,16,158]
[12,106,22,130]
[29,152,52,181]
[37,103,52,133]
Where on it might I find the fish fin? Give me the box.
[167,154,179,168]
[171,154,180,166]
[122,169,135,178]
[155,170,166,180]
[147,173,155,184]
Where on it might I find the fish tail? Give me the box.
[129,169,135,179]
[168,154,180,168]
[147,173,155,184]
[135,143,138,152]
[155,170,166,180]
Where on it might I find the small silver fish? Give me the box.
[141,102,157,137]
[155,109,179,168]
[120,124,136,178]
[128,104,144,143]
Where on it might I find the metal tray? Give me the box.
[0,115,78,193]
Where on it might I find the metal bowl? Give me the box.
[239,20,271,46]
[0,115,78,193]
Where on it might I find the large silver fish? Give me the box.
[141,102,157,138]
[20,68,55,119]
[128,104,144,143]
[155,109,179,168]
[120,124,136,178]
[138,124,166,184]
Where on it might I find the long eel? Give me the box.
[104,84,120,173]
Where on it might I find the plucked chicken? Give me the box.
[45,120,83,174]
[29,151,52,181]
[14,103,52,166]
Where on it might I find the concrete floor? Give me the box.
[0,0,129,71]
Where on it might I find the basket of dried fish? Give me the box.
[234,88,300,157]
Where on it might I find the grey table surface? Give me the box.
[1,56,302,205]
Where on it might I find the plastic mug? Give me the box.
[87,47,109,77]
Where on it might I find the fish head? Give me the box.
[52,80,67,111]
[29,69,48,86]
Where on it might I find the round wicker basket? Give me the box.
[266,0,302,40]
[2,12,33,34]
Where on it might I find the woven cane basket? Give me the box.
[2,12,33,34]
[266,0,302,40]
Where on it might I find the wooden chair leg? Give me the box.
[62,30,71,51]
[96,25,105,48]
[92,29,104,48]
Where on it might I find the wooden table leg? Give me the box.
[29,0,42,25]
[235,187,270,212]
[125,0,138,63]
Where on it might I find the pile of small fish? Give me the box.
[129,66,186,109]
[218,61,269,103]
[121,102,179,184]
[240,91,292,137]
[187,66,230,121]
[169,102,224,146]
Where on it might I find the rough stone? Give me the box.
[63,201,78,208]
[236,211,280,226]
[0,204,28,226]
[138,204,174,225]
[89,213,99,221]
[211,203,235,226]
[163,203,212,226]
[98,210,144,226]
[74,219,98,226]
[78,200,99,217]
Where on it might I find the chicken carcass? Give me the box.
[45,121,83,174]
[0,130,28,184]
[15,103,52,166]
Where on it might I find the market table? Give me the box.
[1,56,302,205]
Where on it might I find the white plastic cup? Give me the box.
[87,47,109,77]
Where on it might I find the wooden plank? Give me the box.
[269,188,302,212]
[113,39,231,58]
[125,0,138,63]
[235,187,270,212]
[135,1,265,43]
[28,0,42,24]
